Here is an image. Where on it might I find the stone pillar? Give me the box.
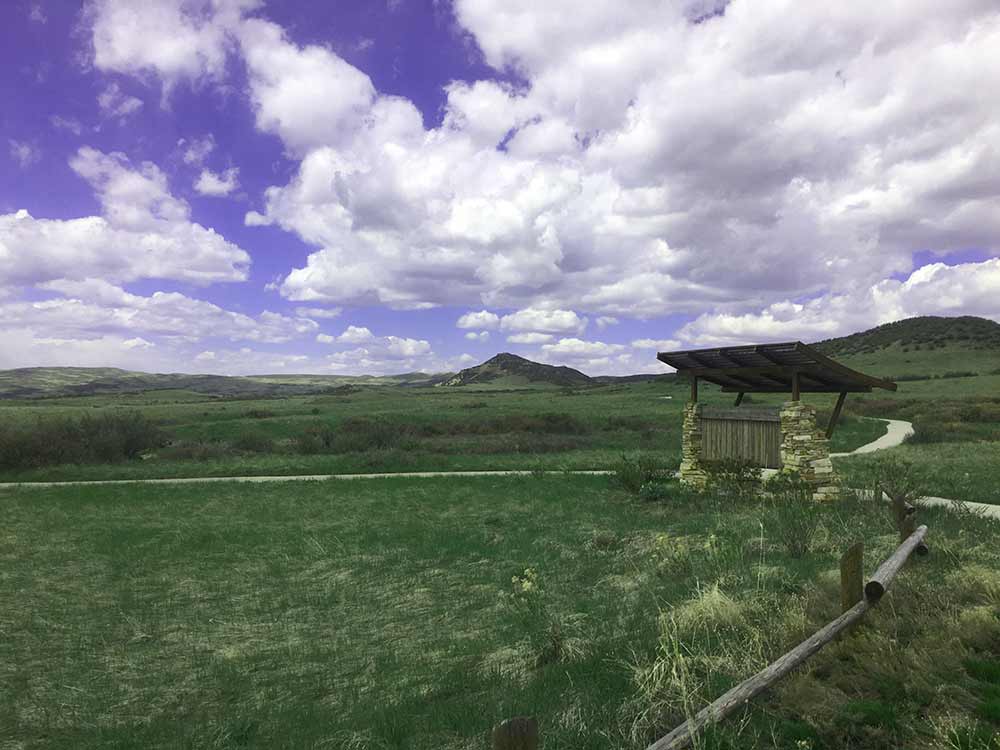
[779,401,839,501]
[679,402,708,488]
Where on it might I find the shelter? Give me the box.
[657,341,897,500]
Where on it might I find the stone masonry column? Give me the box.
[679,402,708,489]
[779,401,839,501]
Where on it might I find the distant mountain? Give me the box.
[814,316,1000,356]
[441,352,593,388]
[0,367,450,400]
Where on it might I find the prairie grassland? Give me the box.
[2,475,998,748]
[0,381,885,482]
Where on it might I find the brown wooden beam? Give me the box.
[720,386,871,393]
[734,392,744,406]
[690,375,698,403]
[826,391,848,439]
[791,370,801,401]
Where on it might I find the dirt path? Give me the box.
[0,469,613,488]
[829,418,914,457]
[5,416,995,517]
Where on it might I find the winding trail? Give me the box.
[2,416,996,518]
[829,418,914,458]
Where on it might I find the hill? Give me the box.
[0,367,451,400]
[814,316,1000,356]
[812,315,1000,380]
[441,352,593,388]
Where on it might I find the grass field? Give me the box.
[2,475,998,749]
[0,381,887,483]
[2,367,997,507]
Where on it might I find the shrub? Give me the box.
[704,459,761,503]
[159,441,231,462]
[612,453,674,494]
[762,472,821,558]
[638,481,672,503]
[243,408,275,419]
[294,422,337,454]
[0,411,165,470]
[336,417,405,452]
[231,431,275,453]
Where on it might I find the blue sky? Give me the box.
[1,0,998,376]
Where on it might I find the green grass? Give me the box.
[2,475,998,748]
[0,381,886,482]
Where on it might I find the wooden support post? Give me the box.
[840,542,863,614]
[690,376,698,403]
[791,370,801,402]
[881,483,930,555]
[734,392,744,407]
[825,391,848,439]
[492,716,538,750]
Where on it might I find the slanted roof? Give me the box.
[657,341,897,393]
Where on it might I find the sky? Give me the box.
[1,0,999,377]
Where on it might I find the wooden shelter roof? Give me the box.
[657,341,897,393]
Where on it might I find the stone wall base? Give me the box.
[679,402,708,489]
[779,400,840,501]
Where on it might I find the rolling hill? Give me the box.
[812,315,1000,379]
[1,316,996,399]
[814,316,1000,356]
[441,352,594,388]
[0,367,450,400]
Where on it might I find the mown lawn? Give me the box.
[2,476,998,748]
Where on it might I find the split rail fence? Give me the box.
[492,508,930,750]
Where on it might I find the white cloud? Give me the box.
[631,338,681,350]
[179,135,215,165]
[88,0,255,88]
[97,83,143,120]
[500,308,587,334]
[465,331,490,342]
[337,325,375,344]
[677,259,1000,347]
[3,278,316,344]
[0,147,250,287]
[540,337,626,358]
[237,17,378,155]
[89,0,1000,330]
[595,316,619,329]
[384,336,431,357]
[456,310,500,329]
[194,167,240,196]
[29,3,47,23]
[239,1,1000,322]
[50,115,83,135]
[8,140,40,167]
[506,332,553,344]
[316,333,334,344]
[295,306,342,319]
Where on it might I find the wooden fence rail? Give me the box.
[646,525,929,750]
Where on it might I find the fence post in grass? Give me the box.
[492,716,538,750]
[882,483,929,556]
[840,542,864,615]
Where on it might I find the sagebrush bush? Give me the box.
[231,431,276,453]
[762,472,822,558]
[704,459,761,503]
[612,453,675,494]
[158,441,231,462]
[0,411,165,470]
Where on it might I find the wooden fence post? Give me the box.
[492,716,538,750]
[840,542,863,614]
